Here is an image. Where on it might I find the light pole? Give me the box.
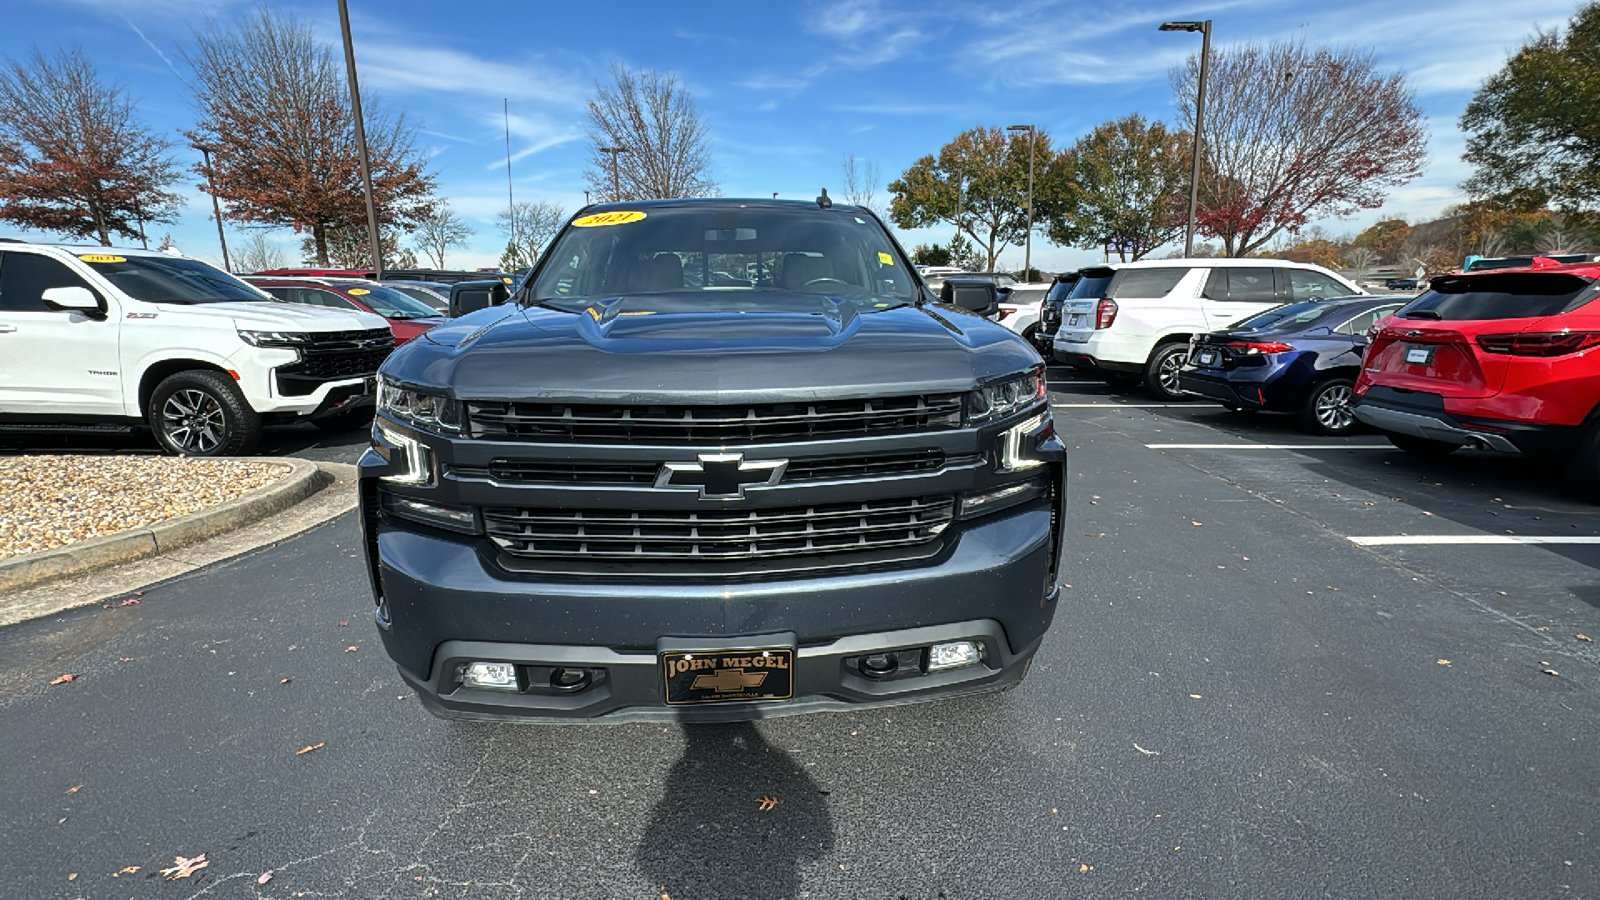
[598,146,629,201]
[191,142,231,272]
[1160,19,1211,258]
[337,0,384,278]
[1007,124,1036,279]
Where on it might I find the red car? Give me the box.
[245,277,448,344]
[1352,259,1600,496]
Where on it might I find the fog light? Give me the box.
[860,653,898,677]
[461,661,518,691]
[928,641,981,672]
[380,492,478,533]
[550,667,590,692]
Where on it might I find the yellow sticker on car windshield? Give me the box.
[573,211,647,227]
[347,288,371,295]
[877,252,894,265]
[79,254,126,263]
[502,277,513,283]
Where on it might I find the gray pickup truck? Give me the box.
[358,198,1067,722]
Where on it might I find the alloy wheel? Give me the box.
[1315,383,1355,432]
[161,388,227,454]
[1158,352,1185,396]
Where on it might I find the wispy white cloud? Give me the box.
[358,44,587,107]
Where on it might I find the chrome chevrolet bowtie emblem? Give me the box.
[656,453,787,499]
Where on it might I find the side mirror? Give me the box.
[41,286,103,316]
[449,280,510,317]
[941,279,999,318]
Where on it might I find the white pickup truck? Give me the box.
[0,241,393,455]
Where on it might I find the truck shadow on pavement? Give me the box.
[635,722,834,900]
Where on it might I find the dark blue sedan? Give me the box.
[1178,296,1408,434]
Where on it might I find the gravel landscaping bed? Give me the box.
[0,456,290,560]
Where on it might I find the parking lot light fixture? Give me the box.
[1160,19,1211,258]
[1007,124,1036,279]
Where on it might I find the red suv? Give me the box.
[1352,261,1600,495]
[245,277,448,345]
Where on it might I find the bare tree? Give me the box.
[1172,39,1427,256]
[584,63,716,201]
[1343,244,1379,281]
[0,46,181,245]
[841,152,881,214]
[1476,229,1509,257]
[235,231,286,272]
[299,224,416,269]
[412,202,473,268]
[497,200,567,269]
[184,8,437,266]
[1535,224,1583,255]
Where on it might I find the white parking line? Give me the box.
[1054,403,1189,409]
[1146,443,1393,450]
[1349,535,1600,546]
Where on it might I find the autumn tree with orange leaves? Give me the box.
[0,46,182,245]
[184,9,437,266]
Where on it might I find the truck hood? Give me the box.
[388,300,1042,402]
[141,301,387,332]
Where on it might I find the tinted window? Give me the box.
[338,285,438,319]
[1232,301,1345,332]
[1287,271,1346,302]
[1006,287,1047,305]
[528,206,918,312]
[1108,267,1187,299]
[1336,305,1403,336]
[80,254,266,304]
[387,285,448,310]
[1224,268,1276,302]
[1045,278,1078,304]
[1400,273,1596,320]
[0,253,97,312]
[279,287,359,310]
[1068,270,1114,300]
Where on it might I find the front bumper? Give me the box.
[364,491,1063,723]
[1352,386,1580,456]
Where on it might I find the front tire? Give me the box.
[1299,376,1359,435]
[148,370,262,457]
[1143,343,1194,401]
[1385,432,1459,458]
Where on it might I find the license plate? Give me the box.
[1069,314,1081,326]
[661,648,794,705]
[1404,347,1434,365]
[1198,351,1216,365]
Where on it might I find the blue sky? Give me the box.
[1,0,1584,273]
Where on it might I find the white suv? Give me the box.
[1051,258,1363,399]
[0,241,393,455]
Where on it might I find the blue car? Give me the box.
[1178,296,1408,434]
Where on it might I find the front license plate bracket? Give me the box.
[660,647,794,705]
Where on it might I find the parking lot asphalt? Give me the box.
[1,367,1597,898]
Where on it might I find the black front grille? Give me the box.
[465,394,964,444]
[276,328,394,395]
[483,495,955,561]
[454,449,948,487]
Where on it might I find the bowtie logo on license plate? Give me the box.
[655,453,788,498]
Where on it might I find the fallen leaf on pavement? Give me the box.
[1578,634,1593,643]
[68,873,77,881]
[1542,669,1559,676]
[49,674,74,685]
[1437,659,1451,666]
[119,597,141,606]
[160,854,208,880]
[338,621,349,627]
[1079,864,1089,873]
[257,871,273,885]
[755,795,780,811]
[344,646,358,652]
[1188,694,1202,700]
[295,742,325,755]
[279,678,292,685]
[113,866,139,876]
[1190,521,1203,526]
[65,784,82,794]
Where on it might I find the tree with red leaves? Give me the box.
[1171,39,1426,257]
[184,9,437,266]
[0,47,181,245]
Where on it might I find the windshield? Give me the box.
[1232,301,1350,332]
[527,205,919,313]
[1400,272,1597,320]
[80,254,268,304]
[1006,287,1047,306]
[387,284,449,310]
[342,285,441,319]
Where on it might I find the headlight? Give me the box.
[378,376,462,433]
[969,367,1046,424]
[239,330,312,348]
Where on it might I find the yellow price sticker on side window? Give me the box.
[347,288,371,295]
[79,254,126,263]
[877,252,894,265]
[572,211,647,227]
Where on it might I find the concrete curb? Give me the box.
[0,457,330,593]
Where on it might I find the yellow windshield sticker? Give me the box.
[80,254,126,263]
[877,252,894,265]
[573,211,647,227]
[502,277,513,283]
[347,288,371,295]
